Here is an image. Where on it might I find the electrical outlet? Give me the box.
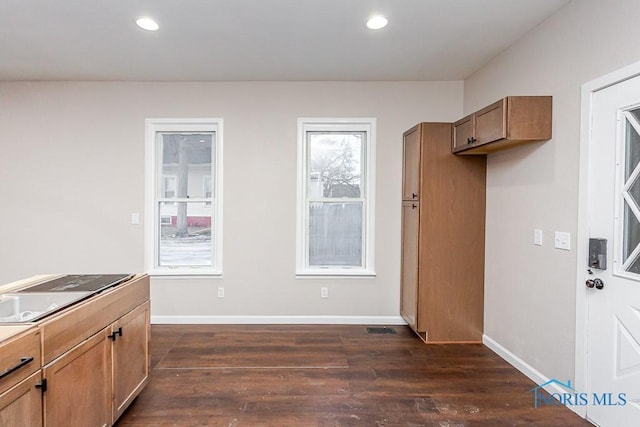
[217,287,224,298]
[321,287,329,299]
[554,231,571,251]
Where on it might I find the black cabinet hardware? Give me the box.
[108,327,123,341]
[0,356,33,379]
[35,378,47,393]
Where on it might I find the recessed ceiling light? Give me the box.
[136,17,159,31]
[366,15,388,30]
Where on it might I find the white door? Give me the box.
[587,73,640,426]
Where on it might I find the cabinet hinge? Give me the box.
[35,378,47,393]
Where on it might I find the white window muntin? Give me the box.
[145,118,223,276]
[296,118,376,277]
[614,105,640,280]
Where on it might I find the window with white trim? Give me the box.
[145,119,223,275]
[296,118,376,276]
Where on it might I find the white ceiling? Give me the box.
[0,0,570,82]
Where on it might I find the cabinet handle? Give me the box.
[35,378,47,393]
[412,203,418,209]
[108,327,123,341]
[411,193,418,199]
[0,356,33,379]
[467,137,477,144]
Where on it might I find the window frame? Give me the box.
[145,118,223,276]
[296,118,376,277]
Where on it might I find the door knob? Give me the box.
[585,278,604,289]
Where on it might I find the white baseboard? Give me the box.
[483,334,587,418]
[151,315,407,325]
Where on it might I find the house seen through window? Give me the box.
[145,119,223,275]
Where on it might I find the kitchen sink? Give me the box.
[0,292,92,323]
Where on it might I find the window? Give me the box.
[145,119,223,275]
[296,118,376,276]
[163,176,177,204]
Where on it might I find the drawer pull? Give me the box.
[0,356,34,379]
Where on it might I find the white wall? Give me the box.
[0,81,462,321]
[464,0,640,383]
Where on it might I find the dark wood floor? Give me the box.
[115,324,592,426]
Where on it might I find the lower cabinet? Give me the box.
[43,329,112,427]
[0,326,42,427]
[0,371,43,427]
[42,301,150,427]
[112,301,150,422]
[0,275,149,426]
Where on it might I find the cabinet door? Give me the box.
[402,127,421,201]
[452,114,474,151]
[0,371,42,427]
[475,98,506,145]
[400,201,420,330]
[112,301,150,423]
[43,329,111,427]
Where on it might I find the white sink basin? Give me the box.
[0,292,91,323]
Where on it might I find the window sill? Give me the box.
[147,268,223,278]
[296,269,376,279]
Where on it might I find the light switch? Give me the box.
[131,213,140,225]
[534,229,543,246]
[554,231,571,250]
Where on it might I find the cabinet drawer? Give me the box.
[39,275,149,365]
[0,328,41,393]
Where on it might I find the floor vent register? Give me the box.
[366,327,397,335]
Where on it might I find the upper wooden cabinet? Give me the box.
[452,96,552,155]
[402,126,421,201]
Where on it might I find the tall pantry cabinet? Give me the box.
[400,123,486,343]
